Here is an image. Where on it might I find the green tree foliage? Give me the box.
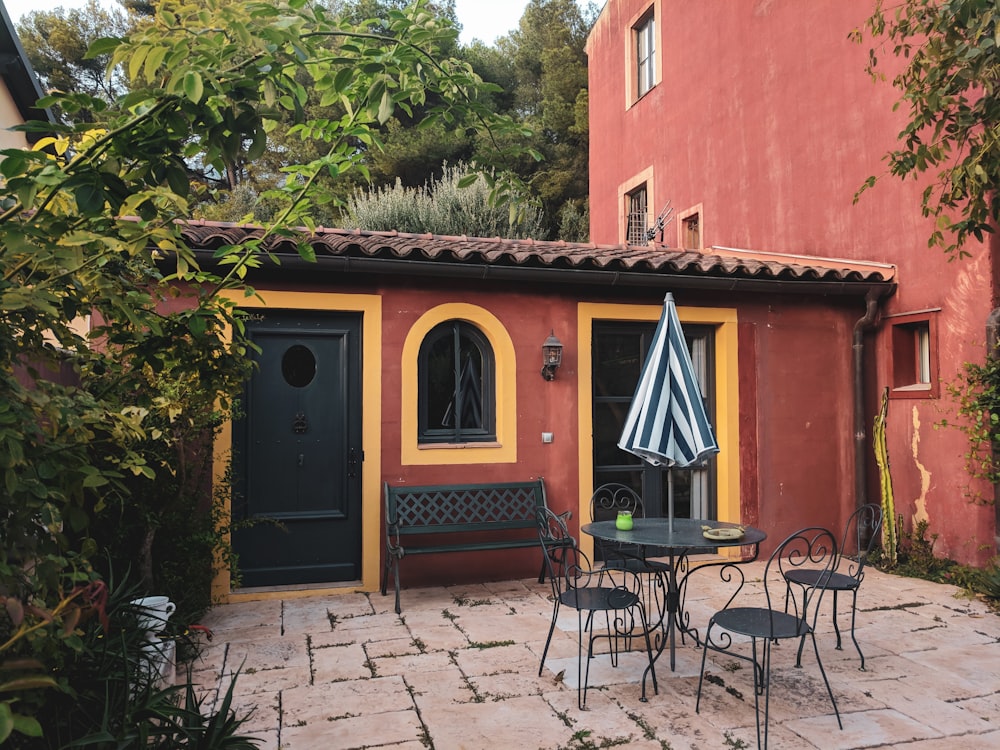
[493,0,593,239]
[0,0,529,741]
[855,0,1000,258]
[18,0,592,240]
[16,1,142,117]
[344,161,545,237]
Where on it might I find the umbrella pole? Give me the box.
[668,470,675,533]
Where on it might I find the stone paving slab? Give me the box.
[190,566,1000,749]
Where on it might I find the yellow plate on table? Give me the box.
[702,527,744,541]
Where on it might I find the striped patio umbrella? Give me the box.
[617,293,719,530]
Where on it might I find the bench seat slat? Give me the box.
[396,539,541,555]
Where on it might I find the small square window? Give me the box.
[682,213,700,249]
[626,185,649,245]
[889,312,938,398]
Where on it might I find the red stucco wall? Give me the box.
[378,280,582,584]
[259,270,870,585]
[588,0,998,565]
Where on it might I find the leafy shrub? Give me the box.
[940,352,1000,500]
[877,518,1000,610]
[344,162,546,239]
[1,568,257,748]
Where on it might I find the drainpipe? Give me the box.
[987,308,1000,551]
[854,290,882,513]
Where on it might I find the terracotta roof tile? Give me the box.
[178,221,896,287]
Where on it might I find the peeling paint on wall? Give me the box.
[911,405,931,525]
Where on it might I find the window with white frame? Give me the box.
[636,14,656,98]
[889,311,938,399]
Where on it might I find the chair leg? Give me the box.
[848,588,866,670]
[578,609,590,710]
[639,603,658,701]
[831,589,843,650]
[750,636,767,750]
[538,601,560,677]
[794,585,808,668]
[808,631,843,730]
[695,623,711,714]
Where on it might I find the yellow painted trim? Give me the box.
[400,304,517,465]
[576,302,740,559]
[213,290,382,603]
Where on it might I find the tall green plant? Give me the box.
[873,387,898,566]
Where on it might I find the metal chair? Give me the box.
[589,483,672,577]
[589,483,671,638]
[696,527,842,750]
[784,503,883,670]
[535,507,657,709]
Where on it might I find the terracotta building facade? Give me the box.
[587,0,998,567]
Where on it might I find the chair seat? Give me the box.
[712,606,812,640]
[785,568,858,592]
[561,586,640,613]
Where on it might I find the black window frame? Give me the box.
[418,320,496,444]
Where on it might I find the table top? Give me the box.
[581,517,766,551]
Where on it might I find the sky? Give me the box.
[2,0,532,45]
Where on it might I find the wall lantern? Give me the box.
[541,330,563,381]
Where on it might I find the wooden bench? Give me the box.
[382,479,552,614]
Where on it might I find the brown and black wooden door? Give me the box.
[234,310,363,587]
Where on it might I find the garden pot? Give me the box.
[130,596,176,640]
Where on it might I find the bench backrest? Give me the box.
[385,480,547,535]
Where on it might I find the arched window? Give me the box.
[418,320,495,443]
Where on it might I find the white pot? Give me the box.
[130,596,176,640]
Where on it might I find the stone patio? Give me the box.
[190,564,1000,749]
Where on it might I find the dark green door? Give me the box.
[234,310,363,587]
[592,321,716,520]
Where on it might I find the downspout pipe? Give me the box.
[854,290,883,514]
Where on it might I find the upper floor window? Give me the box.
[418,320,496,443]
[626,185,649,245]
[636,14,656,98]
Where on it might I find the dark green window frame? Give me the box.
[418,320,496,444]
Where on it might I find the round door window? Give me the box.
[282,344,316,388]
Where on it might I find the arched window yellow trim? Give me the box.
[402,304,517,465]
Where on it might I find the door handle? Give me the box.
[297,453,304,468]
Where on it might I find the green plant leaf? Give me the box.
[0,702,12,744]
[183,71,204,103]
[11,714,42,738]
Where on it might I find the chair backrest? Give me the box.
[589,483,644,521]
[765,526,839,636]
[589,483,649,561]
[536,507,577,597]
[841,503,883,581]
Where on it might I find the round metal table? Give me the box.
[581,517,766,700]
